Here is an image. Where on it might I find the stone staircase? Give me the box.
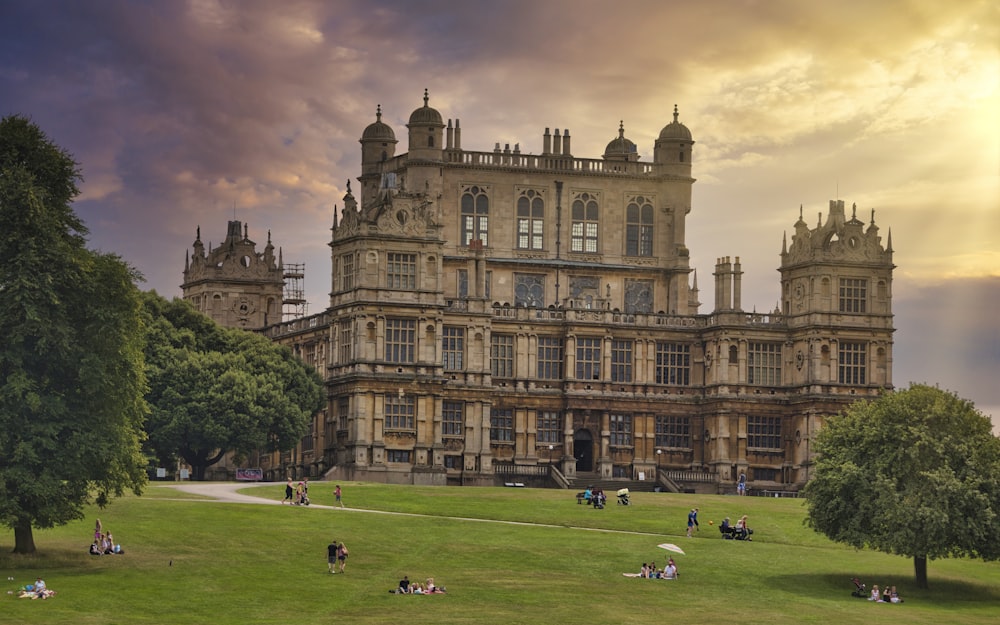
[568,471,660,494]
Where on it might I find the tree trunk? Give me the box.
[914,555,928,589]
[13,518,36,554]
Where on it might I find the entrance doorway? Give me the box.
[574,429,594,472]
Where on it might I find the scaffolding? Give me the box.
[282,263,308,320]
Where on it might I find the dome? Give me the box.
[361,105,396,141]
[604,121,638,160]
[407,89,443,126]
[658,104,692,141]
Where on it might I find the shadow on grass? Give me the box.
[767,570,1000,605]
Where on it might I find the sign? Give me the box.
[236,468,264,481]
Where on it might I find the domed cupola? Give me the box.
[603,121,639,162]
[406,89,445,159]
[360,104,398,172]
[654,104,695,170]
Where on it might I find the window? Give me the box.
[514,274,544,307]
[338,321,353,363]
[537,411,562,444]
[575,337,602,380]
[570,193,599,253]
[461,185,489,246]
[340,253,355,291]
[442,401,464,437]
[387,252,416,289]
[384,394,415,431]
[516,190,545,250]
[748,342,782,385]
[655,343,690,385]
[753,467,779,481]
[491,407,514,443]
[485,270,492,300]
[655,416,691,448]
[444,455,462,469]
[838,341,867,384]
[386,449,412,463]
[747,416,782,450]
[337,396,349,432]
[839,278,867,313]
[625,196,654,256]
[385,318,416,363]
[442,326,465,371]
[536,337,564,380]
[610,414,632,446]
[458,269,468,298]
[491,334,514,378]
[610,339,633,383]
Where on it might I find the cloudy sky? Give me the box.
[2,0,997,428]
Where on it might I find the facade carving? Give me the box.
[194,92,895,492]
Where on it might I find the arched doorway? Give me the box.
[574,429,594,472]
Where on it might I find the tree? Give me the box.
[141,292,323,480]
[804,384,1000,588]
[0,115,148,554]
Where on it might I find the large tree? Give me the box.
[142,293,323,480]
[804,384,1000,588]
[0,115,148,554]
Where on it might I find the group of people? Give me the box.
[89,518,124,555]
[392,575,446,594]
[868,583,903,603]
[636,558,679,580]
[284,478,311,505]
[582,487,607,508]
[17,578,55,600]
[719,515,753,540]
[327,540,349,573]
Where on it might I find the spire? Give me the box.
[887,228,893,252]
[692,269,699,292]
[870,208,876,225]
[673,104,679,123]
[782,231,788,255]
[196,226,201,242]
[376,103,382,122]
[333,204,339,228]
[423,88,429,107]
[619,120,625,138]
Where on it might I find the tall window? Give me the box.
[491,334,514,378]
[458,269,468,298]
[655,415,691,448]
[537,411,562,444]
[570,193,599,253]
[490,407,514,442]
[442,401,464,437]
[747,416,782,450]
[461,185,490,246]
[610,414,632,446]
[839,278,867,313]
[838,341,867,384]
[536,337,564,380]
[748,342,782,385]
[338,320,353,363]
[384,394,415,431]
[387,252,416,289]
[385,318,416,363]
[340,253,355,291]
[337,396,349,432]
[386,449,412,463]
[514,274,544,307]
[610,339,633,383]
[442,326,465,371]
[625,196,654,256]
[575,337,602,380]
[655,343,690,385]
[516,190,544,250]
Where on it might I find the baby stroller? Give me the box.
[850,577,867,598]
[616,488,631,506]
[592,490,606,509]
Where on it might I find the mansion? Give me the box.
[183,92,895,493]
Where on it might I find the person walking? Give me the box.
[327,540,339,574]
[686,507,699,537]
[337,541,349,573]
[335,485,344,508]
[283,478,294,505]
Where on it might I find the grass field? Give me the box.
[2,482,998,624]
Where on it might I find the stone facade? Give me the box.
[224,92,894,492]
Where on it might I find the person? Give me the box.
[583,486,593,503]
[411,582,423,594]
[335,485,344,507]
[94,518,102,544]
[869,584,881,602]
[737,472,746,495]
[687,507,699,537]
[295,481,304,505]
[663,561,678,579]
[328,540,339,573]
[640,563,650,578]
[89,541,101,555]
[283,478,294,505]
[398,576,410,593]
[337,541,349,573]
[887,585,902,603]
[735,514,751,540]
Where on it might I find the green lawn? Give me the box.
[2,482,998,625]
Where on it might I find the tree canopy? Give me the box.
[141,292,323,480]
[803,383,1000,588]
[0,115,148,554]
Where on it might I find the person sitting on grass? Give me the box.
[89,541,102,555]
[398,576,410,593]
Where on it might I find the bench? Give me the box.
[576,492,590,504]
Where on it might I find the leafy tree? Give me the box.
[804,384,1000,588]
[142,292,323,480]
[0,115,148,554]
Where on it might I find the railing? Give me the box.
[493,463,550,477]
[443,150,664,177]
[661,469,718,483]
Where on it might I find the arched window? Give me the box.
[625,196,654,256]
[516,190,544,250]
[571,193,599,253]
[461,185,490,246]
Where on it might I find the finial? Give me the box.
[376,104,382,121]
[799,204,803,220]
[196,226,201,240]
[673,104,679,123]
[852,202,857,219]
[870,208,875,224]
[423,88,429,107]
[346,179,352,194]
[619,120,625,138]
[267,229,272,243]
